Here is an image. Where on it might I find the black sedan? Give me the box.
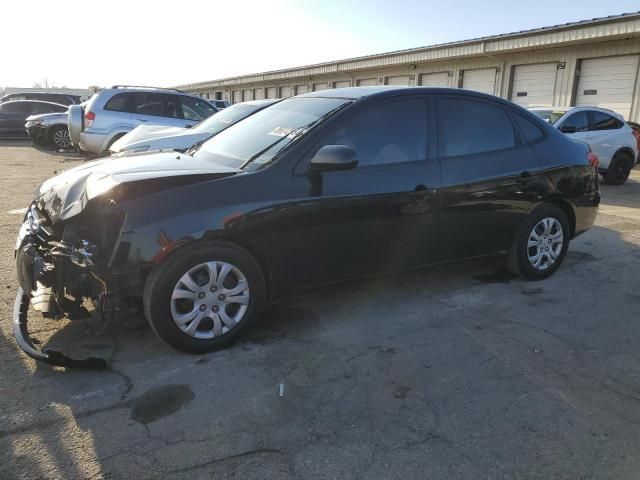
[14,87,600,365]
[0,100,67,138]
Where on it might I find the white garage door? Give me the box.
[418,72,450,87]
[333,80,351,88]
[356,78,378,86]
[253,88,264,100]
[279,86,292,98]
[232,90,242,104]
[576,55,640,119]
[510,63,557,107]
[462,68,496,94]
[242,89,252,101]
[386,75,410,85]
[294,85,308,95]
[313,83,328,91]
[266,87,276,99]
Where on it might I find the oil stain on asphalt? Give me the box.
[131,384,195,425]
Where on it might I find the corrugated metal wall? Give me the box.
[187,36,640,121]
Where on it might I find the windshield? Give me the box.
[190,102,267,136]
[530,109,567,125]
[194,97,350,170]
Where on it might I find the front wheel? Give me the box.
[49,125,72,150]
[507,204,570,280]
[143,241,266,354]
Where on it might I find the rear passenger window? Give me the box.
[513,112,544,142]
[104,93,131,112]
[591,111,622,130]
[131,93,180,118]
[438,98,515,157]
[318,98,428,166]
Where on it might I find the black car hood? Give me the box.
[36,151,240,222]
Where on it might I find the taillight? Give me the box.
[84,111,95,129]
[587,151,599,169]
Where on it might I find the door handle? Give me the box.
[410,185,437,197]
[136,118,148,122]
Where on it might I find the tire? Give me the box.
[49,125,72,150]
[604,152,632,185]
[143,241,266,354]
[507,204,570,280]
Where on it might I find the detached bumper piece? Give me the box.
[13,287,107,369]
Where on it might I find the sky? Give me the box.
[1,0,639,90]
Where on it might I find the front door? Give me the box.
[285,96,442,287]
[129,92,186,129]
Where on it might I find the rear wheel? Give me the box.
[143,241,266,354]
[507,204,570,280]
[49,125,72,150]
[604,152,632,185]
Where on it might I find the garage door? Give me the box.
[266,87,276,99]
[576,55,640,119]
[232,90,242,104]
[386,75,410,85]
[254,88,264,100]
[462,68,496,94]
[313,83,328,91]
[279,86,292,98]
[242,89,252,101]
[356,78,378,86]
[294,85,308,95]
[418,72,449,87]
[510,63,557,107]
[333,80,351,88]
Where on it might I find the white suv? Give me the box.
[68,86,217,154]
[529,106,638,185]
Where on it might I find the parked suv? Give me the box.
[529,106,638,185]
[68,86,218,154]
[0,92,82,106]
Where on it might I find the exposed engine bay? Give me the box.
[14,199,126,368]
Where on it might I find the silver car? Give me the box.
[68,86,217,154]
[110,99,278,154]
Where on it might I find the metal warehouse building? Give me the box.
[178,12,640,121]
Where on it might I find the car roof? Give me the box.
[528,105,623,119]
[299,86,515,104]
[0,99,68,107]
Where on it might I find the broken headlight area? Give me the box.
[14,200,126,368]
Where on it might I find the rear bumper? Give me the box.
[79,131,107,154]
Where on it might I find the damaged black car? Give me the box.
[14,87,600,366]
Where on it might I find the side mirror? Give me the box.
[310,145,357,172]
[559,125,577,134]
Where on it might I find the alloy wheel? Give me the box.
[527,217,563,271]
[170,261,250,339]
[53,128,71,149]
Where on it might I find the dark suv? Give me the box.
[14,87,600,365]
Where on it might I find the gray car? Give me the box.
[68,86,218,154]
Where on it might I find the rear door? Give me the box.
[586,110,627,166]
[287,96,442,286]
[437,95,544,259]
[130,92,185,129]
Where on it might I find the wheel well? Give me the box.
[614,147,635,164]
[548,199,576,238]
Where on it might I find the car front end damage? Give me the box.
[14,198,127,368]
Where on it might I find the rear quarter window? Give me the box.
[512,111,544,142]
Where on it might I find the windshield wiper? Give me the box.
[185,140,205,156]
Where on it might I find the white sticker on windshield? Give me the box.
[268,126,296,137]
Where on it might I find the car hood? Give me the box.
[110,125,191,152]
[25,112,68,122]
[36,151,240,222]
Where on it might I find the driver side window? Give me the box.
[317,98,428,167]
[560,111,589,132]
